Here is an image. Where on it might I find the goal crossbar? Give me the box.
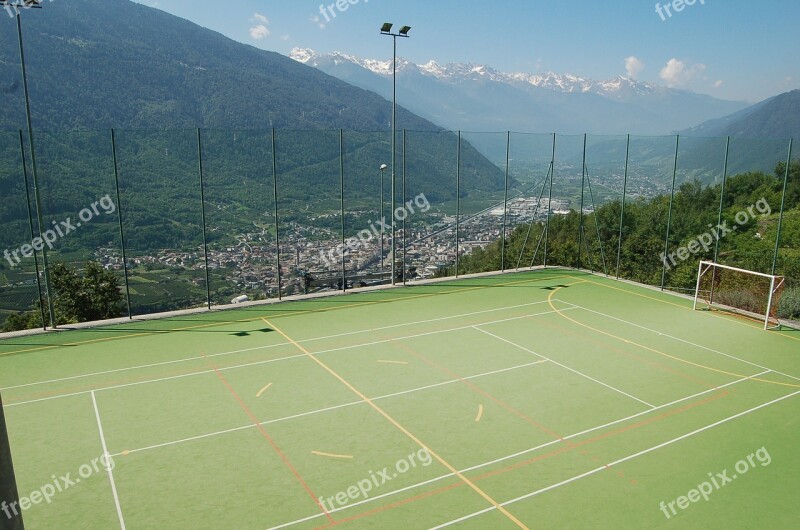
[693,260,785,330]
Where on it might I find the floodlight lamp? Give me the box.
[380,22,392,34]
[399,26,411,36]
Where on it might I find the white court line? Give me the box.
[91,391,126,530]
[557,299,800,383]
[474,327,657,409]
[6,307,578,408]
[1,300,554,392]
[110,360,550,458]
[266,371,769,530]
[429,389,800,529]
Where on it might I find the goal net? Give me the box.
[693,261,785,330]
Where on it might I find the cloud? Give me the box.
[280,35,290,41]
[249,25,270,40]
[311,15,326,29]
[713,80,724,88]
[659,58,706,87]
[249,13,272,40]
[625,56,644,79]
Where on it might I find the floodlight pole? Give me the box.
[379,164,386,277]
[381,23,410,285]
[8,2,55,329]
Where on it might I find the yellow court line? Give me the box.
[256,383,273,398]
[311,451,353,460]
[261,318,529,530]
[584,278,800,343]
[547,287,800,389]
[475,404,484,423]
[0,274,573,358]
[378,360,408,365]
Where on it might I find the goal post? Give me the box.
[693,260,785,330]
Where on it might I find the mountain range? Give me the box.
[0,0,507,254]
[290,48,749,136]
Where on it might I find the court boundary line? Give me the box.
[430,388,800,529]
[91,391,126,530]
[559,299,800,383]
[5,307,579,408]
[263,318,531,529]
[0,272,573,357]
[474,327,656,409]
[581,276,800,342]
[1,300,556,393]
[547,285,800,389]
[204,356,334,524]
[108,360,550,458]
[266,370,769,530]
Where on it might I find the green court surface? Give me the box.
[1,269,798,529]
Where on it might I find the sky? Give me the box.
[131,0,800,103]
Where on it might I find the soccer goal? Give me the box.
[693,261,785,330]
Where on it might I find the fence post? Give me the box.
[500,131,510,272]
[17,130,46,328]
[340,129,346,292]
[272,129,281,299]
[110,129,132,319]
[772,138,793,275]
[616,134,630,279]
[660,135,680,290]
[455,131,461,277]
[578,134,587,269]
[713,137,731,264]
[196,129,212,309]
[544,134,556,267]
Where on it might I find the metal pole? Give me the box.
[501,131,510,272]
[0,392,25,529]
[771,138,793,275]
[713,137,731,264]
[110,129,132,319]
[380,167,385,277]
[660,135,680,290]
[17,130,46,328]
[402,129,407,285]
[272,128,282,299]
[616,134,630,279]
[196,129,211,309]
[16,11,55,328]
[578,134,587,269]
[391,34,397,286]
[544,134,556,268]
[455,131,461,277]
[340,129,346,291]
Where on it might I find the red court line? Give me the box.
[205,355,335,525]
[314,389,729,528]
[393,341,632,484]
[537,313,721,391]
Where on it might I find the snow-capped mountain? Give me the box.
[290,48,747,135]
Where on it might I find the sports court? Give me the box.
[0,268,798,528]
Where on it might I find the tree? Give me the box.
[50,261,125,324]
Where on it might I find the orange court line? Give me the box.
[316,386,730,527]
[204,354,334,524]
[262,318,530,530]
[548,286,800,389]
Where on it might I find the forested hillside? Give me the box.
[453,161,800,318]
